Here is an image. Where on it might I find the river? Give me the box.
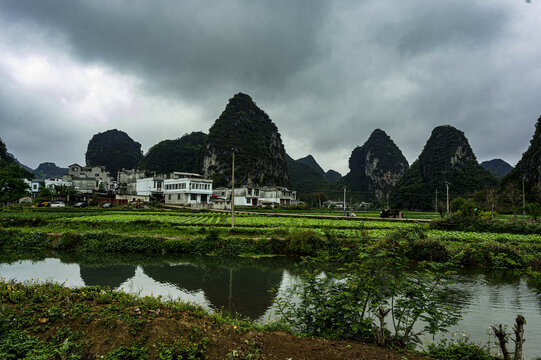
[1,251,540,359]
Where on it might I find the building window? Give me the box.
[191,194,197,201]
[168,194,171,200]
[177,194,181,200]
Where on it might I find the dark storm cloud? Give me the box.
[0,0,539,174]
[0,0,328,98]
[0,82,84,167]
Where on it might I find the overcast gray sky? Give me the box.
[0,0,540,175]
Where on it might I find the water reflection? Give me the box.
[142,262,283,318]
[80,265,136,288]
[1,251,540,358]
[0,251,298,320]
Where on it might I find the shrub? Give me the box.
[162,238,193,253]
[431,215,541,234]
[459,241,525,268]
[52,232,82,250]
[215,237,245,257]
[407,238,450,262]
[428,337,501,360]
[4,231,48,249]
[285,230,325,256]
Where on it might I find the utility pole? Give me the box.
[231,148,235,229]
[522,176,526,221]
[435,189,438,213]
[445,182,450,217]
[343,187,346,216]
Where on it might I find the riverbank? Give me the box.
[0,280,432,360]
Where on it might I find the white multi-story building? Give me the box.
[213,186,296,206]
[136,177,164,197]
[44,178,72,189]
[163,172,213,205]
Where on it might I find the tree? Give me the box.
[505,183,521,220]
[35,186,53,203]
[525,203,541,222]
[0,138,33,204]
[486,187,498,220]
[534,182,541,204]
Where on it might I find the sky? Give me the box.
[0,0,540,176]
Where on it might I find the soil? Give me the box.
[36,303,432,360]
[2,282,435,360]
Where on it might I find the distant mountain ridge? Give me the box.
[391,125,498,210]
[85,129,143,177]
[480,159,513,179]
[7,152,34,174]
[297,155,325,176]
[202,93,289,187]
[324,169,342,183]
[342,129,408,202]
[502,116,541,197]
[7,153,67,180]
[33,162,68,179]
[140,132,207,174]
[286,154,330,195]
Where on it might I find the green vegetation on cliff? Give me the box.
[202,93,288,187]
[85,129,143,177]
[324,169,342,183]
[391,125,498,210]
[297,155,325,176]
[502,116,541,200]
[139,132,207,174]
[33,162,68,179]
[342,129,408,203]
[286,154,330,196]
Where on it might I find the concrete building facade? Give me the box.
[163,172,213,206]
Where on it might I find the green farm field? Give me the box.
[2,207,540,245]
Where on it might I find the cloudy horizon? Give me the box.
[1,0,540,175]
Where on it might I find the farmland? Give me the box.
[1,207,540,270]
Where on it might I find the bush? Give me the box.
[428,337,501,360]
[3,231,48,249]
[285,230,325,256]
[51,232,82,250]
[431,215,541,234]
[407,238,450,262]
[459,241,525,268]
[215,237,245,257]
[162,238,194,253]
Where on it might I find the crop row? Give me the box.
[56,212,422,230]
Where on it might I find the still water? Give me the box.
[1,251,540,358]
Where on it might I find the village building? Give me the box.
[213,186,297,207]
[136,176,164,201]
[117,169,154,195]
[62,164,115,193]
[163,172,213,206]
[23,179,42,198]
[44,178,72,189]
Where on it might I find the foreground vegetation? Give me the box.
[1,206,540,359]
[1,279,443,360]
